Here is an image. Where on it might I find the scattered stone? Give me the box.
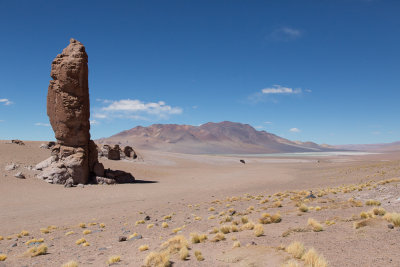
[108,145,121,160]
[230,210,236,216]
[305,191,316,199]
[11,140,25,145]
[388,224,394,229]
[64,178,74,188]
[98,247,107,251]
[144,215,151,221]
[128,235,142,241]
[240,159,245,164]
[95,177,116,185]
[14,172,25,179]
[104,169,135,183]
[78,184,84,188]
[11,243,17,247]
[5,163,18,171]
[118,236,127,242]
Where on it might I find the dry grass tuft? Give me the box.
[208,207,215,211]
[383,212,400,226]
[82,230,91,235]
[230,225,239,232]
[282,260,300,267]
[128,232,139,240]
[144,251,171,267]
[220,225,231,234]
[162,222,169,228]
[20,230,29,236]
[233,241,241,248]
[139,245,149,251]
[65,231,74,236]
[40,228,50,234]
[0,236,3,241]
[194,250,204,261]
[82,242,90,247]
[78,223,86,228]
[88,222,97,226]
[179,246,189,260]
[241,221,255,231]
[353,219,369,229]
[147,224,154,229]
[161,235,189,254]
[107,255,121,264]
[62,260,79,267]
[136,220,145,225]
[0,254,6,261]
[299,204,309,212]
[211,233,225,242]
[371,207,386,216]
[99,223,106,228]
[302,248,328,267]
[286,241,305,259]
[254,224,264,237]
[315,206,322,211]
[307,218,323,232]
[365,199,381,206]
[273,201,282,208]
[241,216,249,224]
[25,244,48,257]
[75,238,86,245]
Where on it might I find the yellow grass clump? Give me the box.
[220,225,231,234]
[179,246,189,260]
[282,260,300,267]
[286,241,305,259]
[233,241,241,248]
[107,256,121,264]
[383,212,400,226]
[0,254,6,261]
[325,220,335,226]
[25,244,48,257]
[163,215,172,220]
[26,238,44,245]
[136,220,145,225]
[274,201,282,208]
[139,245,149,251]
[308,218,323,232]
[241,221,255,231]
[194,250,204,261]
[88,222,97,226]
[162,222,169,228]
[302,248,328,267]
[78,223,86,228]
[315,206,322,211]
[128,232,139,240]
[20,230,29,236]
[172,227,183,233]
[254,224,264,237]
[65,231,74,236]
[208,207,215,211]
[62,260,78,267]
[147,224,154,229]
[40,228,50,234]
[0,236,3,241]
[299,204,309,212]
[75,238,86,245]
[353,219,369,229]
[82,242,90,247]
[99,223,105,228]
[161,235,189,254]
[144,251,171,267]
[211,233,225,242]
[360,212,370,219]
[365,199,381,206]
[230,225,239,232]
[82,230,91,235]
[194,216,202,221]
[208,215,216,220]
[371,207,386,216]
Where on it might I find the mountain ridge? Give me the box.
[97,121,335,154]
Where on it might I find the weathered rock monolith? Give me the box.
[38,38,104,184]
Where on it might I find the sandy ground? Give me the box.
[0,140,399,267]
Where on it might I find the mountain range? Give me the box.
[97,121,336,154]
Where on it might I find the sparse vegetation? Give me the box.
[136,220,145,225]
[83,230,91,235]
[139,245,149,251]
[0,254,6,261]
[99,223,106,228]
[107,256,121,264]
[147,224,154,229]
[384,212,400,226]
[75,238,86,245]
[65,231,74,236]
[26,238,44,245]
[179,246,189,260]
[25,244,48,257]
[286,241,305,259]
[62,260,78,267]
[211,233,225,242]
[78,223,86,228]
[194,250,204,261]
[299,204,309,212]
[233,241,241,248]
[144,251,170,267]
[302,248,328,267]
[308,218,323,232]
[365,199,381,206]
[353,219,369,229]
[254,224,264,237]
[162,222,169,228]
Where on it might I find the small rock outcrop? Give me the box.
[108,145,121,160]
[37,39,134,185]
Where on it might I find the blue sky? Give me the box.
[0,0,399,145]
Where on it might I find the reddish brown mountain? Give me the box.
[98,121,332,154]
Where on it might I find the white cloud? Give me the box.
[0,98,13,105]
[35,122,50,127]
[264,121,272,124]
[305,89,312,93]
[255,126,264,130]
[90,120,99,125]
[262,85,302,94]
[289,128,301,133]
[0,120,4,122]
[99,99,183,120]
[270,27,302,41]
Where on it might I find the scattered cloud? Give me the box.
[0,98,13,105]
[270,26,302,41]
[95,99,183,121]
[262,85,302,94]
[264,121,272,124]
[35,122,50,127]
[0,120,4,122]
[371,131,381,135]
[255,126,265,130]
[90,120,99,125]
[289,128,301,133]
[305,89,312,93]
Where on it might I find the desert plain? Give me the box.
[0,140,399,267]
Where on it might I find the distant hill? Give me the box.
[335,141,400,152]
[98,121,334,154]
